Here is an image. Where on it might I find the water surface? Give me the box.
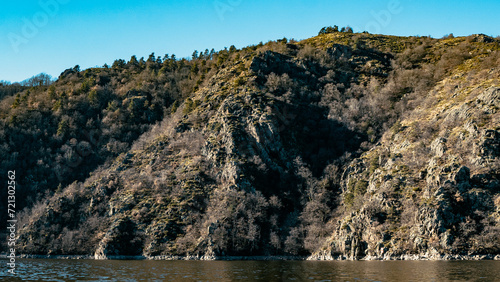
[2,259,499,281]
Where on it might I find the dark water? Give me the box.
[1,259,499,281]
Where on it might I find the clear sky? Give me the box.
[1,0,499,83]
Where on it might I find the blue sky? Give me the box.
[1,0,499,83]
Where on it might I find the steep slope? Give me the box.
[312,60,500,260]
[12,32,500,259]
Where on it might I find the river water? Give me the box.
[1,259,499,281]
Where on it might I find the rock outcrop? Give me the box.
[13,32,500,259]
[311,78,500,259]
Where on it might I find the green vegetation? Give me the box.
[318,25,353,35]
[3,30,499,259]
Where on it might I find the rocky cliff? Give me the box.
[312,68,500,260]
[10,32,500,259]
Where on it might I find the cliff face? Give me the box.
[12,32,500,259]
[313,69,500,260]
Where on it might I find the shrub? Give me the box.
[354,180,368,195]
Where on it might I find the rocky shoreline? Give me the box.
[3,254,499,261]
[8,254,306,261]
[307,253,500,261]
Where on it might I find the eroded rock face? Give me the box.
[479,130,500,160]
[431,137,447,158]
[95,218,143,259]
[14,33,500,259]
[313,83,500,260]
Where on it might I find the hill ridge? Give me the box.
[1,31,498,259]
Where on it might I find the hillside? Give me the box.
[3,30,499,259]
